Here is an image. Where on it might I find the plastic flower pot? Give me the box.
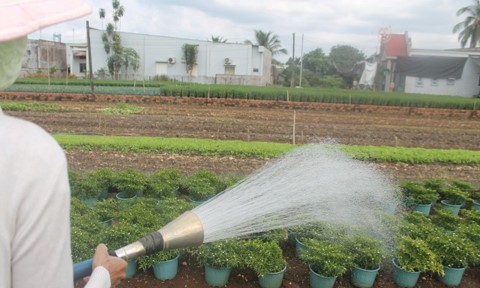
[101,218,113,227]
[440,200,461,216]
[472,199,480,210]
[115,192,137,208]
[392,259,420,288]
[295,237,306,257]
[258,265,286,288]
[153,254,180,280]
[411,203,432,216]
[125,259,137,279]
[351,265,380,288]
[204,265,231,287]
[83,196,98,207]
[438,266,466,287]
[309,265,337,288]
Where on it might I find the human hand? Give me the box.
[92,243,128,286]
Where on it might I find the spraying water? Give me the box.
[194,143,401,244]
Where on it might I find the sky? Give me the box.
[31,0,474,62]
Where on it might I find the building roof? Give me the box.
[382,34,409,57]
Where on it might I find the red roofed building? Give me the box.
[379,31,411,91]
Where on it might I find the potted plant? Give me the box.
[298,238,352,288]
[427,230,477,286]
[400,181,438,216]
[244,239,287,288]
[92,198,119,226]
[457,222,480,267]
[86,168,115,199]
[440,184,471,215]
[72,173,104,207]
[113,169,147,205]
[430,207,464,231]
[345,232,387,288]
[470,187,480,210]
[180,169,226,204]
[138,249,181,280]
[392,235,443,288]
[145,168,183,199]
[191,240,242,287]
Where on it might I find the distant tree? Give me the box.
[182,44,199,76]
[329,45,366,74]
[302,48,335,76]
[100,0,127,79]
[245,30,287,58]
[122,48,140,80]
[453,0,480,48]
[211,36,227,43]
[281,57,301,86]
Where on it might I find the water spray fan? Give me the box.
[73,144,400,280]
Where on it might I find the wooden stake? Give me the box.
[293,110,296,145]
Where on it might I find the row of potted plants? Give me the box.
[287,204,480,288]
[71,170,480,287]
[401,179,480,216]
[69,168,241,207]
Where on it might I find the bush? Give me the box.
[112,169,147,197]
[394,235,443,274]
[244,240,287,276]
[145,169,182,198]
[299,238,352,277]
[345,232,386,270]
[180,169,227,201]
[400,181,438,205]
[192,240,243,269]
[427,231,477,268]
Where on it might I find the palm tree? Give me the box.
[245,30,287,57]
[99,8,106,30]
[453,0,480,48]
[210,36,227,43]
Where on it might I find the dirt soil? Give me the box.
[2,91,480,287]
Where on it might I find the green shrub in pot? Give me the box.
[430,207,464,231]
[191,239,243,269]
[393,235,443,275]
[298,238,352,278]
[400,181,438,205]
[180,169,227,201]
[244,239,287,277]
[145,168,183,199]
[87,168,115,195]
[457,223,480,267]
[137,248,181,271]
[440,184,471,205]
[399,211,438,241]
[112,168,147,198]
[345,232,387,271]
[93,198,120,223]
[427,230,477,269]
[74,174,104,199]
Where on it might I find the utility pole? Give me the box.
[86,21,95,96]
[299,33,304,87]
[290,33,295,88]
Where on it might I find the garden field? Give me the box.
[1,90,480,287]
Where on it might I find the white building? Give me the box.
[397,49,480,97]
[379,32,480,97]
[81,28,272,86]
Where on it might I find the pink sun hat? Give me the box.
[0,0,92,42]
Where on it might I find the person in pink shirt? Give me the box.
[0,1,127,287]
